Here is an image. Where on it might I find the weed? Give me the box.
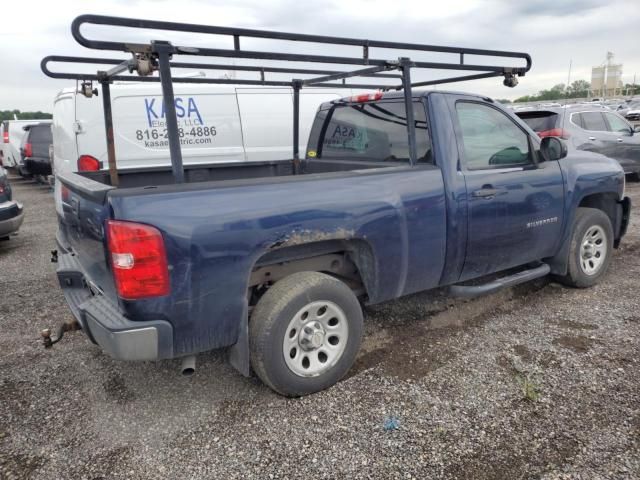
[517,374,541,402]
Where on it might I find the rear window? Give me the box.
[307,101,432,163]
[29,125,52,143]
[515,111,559,132]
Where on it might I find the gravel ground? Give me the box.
[1,175,639,480]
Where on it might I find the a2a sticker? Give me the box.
[307,150,317,158]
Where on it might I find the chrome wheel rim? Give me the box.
[283,300,348,377]
[580,225,607,276]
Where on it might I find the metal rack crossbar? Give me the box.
[41,14,532,186]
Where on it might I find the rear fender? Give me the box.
[229,238,377,377]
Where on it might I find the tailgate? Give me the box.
[55,171,116,298]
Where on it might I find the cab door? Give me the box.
[572,111,616,158]
[454,101,565,281]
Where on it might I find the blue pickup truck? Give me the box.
[53,90,630,395]
[45,15,630,396]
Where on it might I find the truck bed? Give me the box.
[79,158,406,189]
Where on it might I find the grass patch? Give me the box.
[516,374,541,402]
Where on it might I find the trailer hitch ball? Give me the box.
[41,328,53,348]
[40,320,80,349]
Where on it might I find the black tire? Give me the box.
[249,271,363,397]
[555,207,613,288]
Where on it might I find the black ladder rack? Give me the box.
[42,14,532,186]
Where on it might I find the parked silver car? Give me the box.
[516,105,640,178]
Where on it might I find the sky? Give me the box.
[1,0,639,111]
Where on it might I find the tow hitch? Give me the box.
[40,320,80,348]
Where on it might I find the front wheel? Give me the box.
[249,271,363,397]
[556,207,613,288]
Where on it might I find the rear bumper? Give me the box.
[0,201,24,237]
[56,248,174,361]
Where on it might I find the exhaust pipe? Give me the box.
[181,355,196,376]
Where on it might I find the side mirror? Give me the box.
[539,136,568,162]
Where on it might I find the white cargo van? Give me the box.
[52,83,355,174]
[1,119,52,170]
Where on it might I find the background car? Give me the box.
[19,122,53,179]
[0,166,24,239]
[620,100,640,125]
[52,84,357,176]
[1,119,51,170]
[516,105,640,178]
[615,99,640,116]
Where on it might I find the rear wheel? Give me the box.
[556,207,613,288]
[249,271,363,397]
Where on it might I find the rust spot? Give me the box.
[270,228,355,249]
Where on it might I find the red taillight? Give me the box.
[349,91,383,103]
[106,220,170,300]
[3,131,8,143]
[538,128,570,139]
[77,155,101,171]
[24,143,33,157]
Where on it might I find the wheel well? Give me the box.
[578,193,617,229]
[249,240,375,304]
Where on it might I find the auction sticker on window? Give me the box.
[323,123,369,152]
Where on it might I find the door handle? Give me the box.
[472,187,499,198]
[617,138,623,142]
[588,136,596,141]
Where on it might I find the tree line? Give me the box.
[0,110,52,122]
[495,80,640,104]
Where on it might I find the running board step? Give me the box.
[448,264,550,299]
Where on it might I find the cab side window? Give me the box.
[579,112,607,132]
[456,102,531,170]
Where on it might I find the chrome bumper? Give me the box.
[56,250,174,361]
